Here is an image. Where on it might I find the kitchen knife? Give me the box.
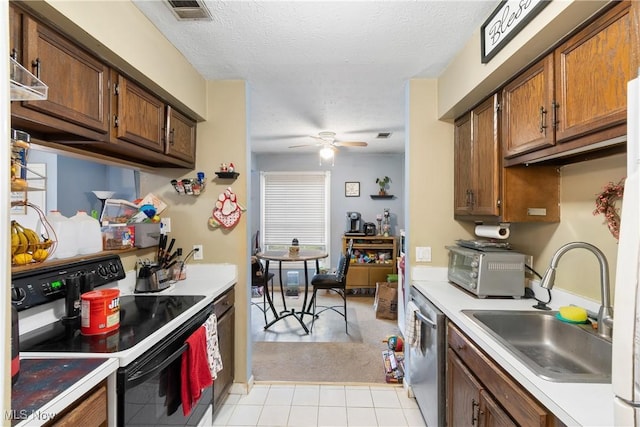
[163,249,180,267]
[158,234,167,262]
[163,238,176,264]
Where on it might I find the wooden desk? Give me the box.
[256,250,328,333]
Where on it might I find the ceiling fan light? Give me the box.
[319,146,334,160]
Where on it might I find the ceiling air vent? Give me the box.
[377,132,392,139]
[165,0,213,21]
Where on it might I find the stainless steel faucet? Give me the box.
[540,242,613,339]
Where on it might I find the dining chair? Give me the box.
[308,240,353,333]
[251,256,274,325]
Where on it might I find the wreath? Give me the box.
[593,179,625,240]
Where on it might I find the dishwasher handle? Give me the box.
[415,310,437,329]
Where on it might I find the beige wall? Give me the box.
[407,80,470,267]
[139,80,249,383]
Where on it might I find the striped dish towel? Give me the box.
[405,301,421,353]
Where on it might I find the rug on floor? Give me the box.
[252,341,390,384]
[252,293,402,383]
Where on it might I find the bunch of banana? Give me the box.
[11,220,52,265]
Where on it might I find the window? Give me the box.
[260,171,330,268]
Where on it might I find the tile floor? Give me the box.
[212,383,426,426]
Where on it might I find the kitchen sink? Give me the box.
[462,310,612,383]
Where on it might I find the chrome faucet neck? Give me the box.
[541,242,613,339]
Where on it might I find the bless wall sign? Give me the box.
[481,0,551,63]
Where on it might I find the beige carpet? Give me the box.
[251,291,401,384]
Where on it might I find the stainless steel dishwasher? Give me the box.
[408,286,446,427]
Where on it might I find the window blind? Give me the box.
[260,171,330,265]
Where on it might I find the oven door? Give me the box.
[117,307,213,427]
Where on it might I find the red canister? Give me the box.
[81,289,120,335]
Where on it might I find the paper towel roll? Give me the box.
[475,225,510,240]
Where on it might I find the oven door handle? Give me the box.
[415,310,437,329]
[128,342,189,388]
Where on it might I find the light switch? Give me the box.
[160,217,171,234]
[416,246,432,262]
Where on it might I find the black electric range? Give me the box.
[20,294,205,353]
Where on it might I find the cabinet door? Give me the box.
[18,14,110,135]
[471,95,500,216]
[50,382,107,427]
[165,106,197,165]
[112,72,165,152]
[479,390,516,427]
[453,112,473,216]
[369,266,394,287]
[9,4,21,60]
[346,267,369,289]
[213,305,235,409]
[554,1,630,142]
[447,348,483,427]
[501,55,555,158]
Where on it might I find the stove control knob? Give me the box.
[11,287,26,302]
[109,263,119,274]
[97,265,108,278]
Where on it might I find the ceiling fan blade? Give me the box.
[335,141,368,147]
[288,143,320,148]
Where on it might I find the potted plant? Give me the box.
[376,176,391,195]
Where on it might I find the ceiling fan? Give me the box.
[288,131,368,162]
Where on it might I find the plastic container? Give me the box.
[81,289,120,335]
[44,210,77,259]
[70,211,103,255]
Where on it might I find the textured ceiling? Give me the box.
[133,0,499,154]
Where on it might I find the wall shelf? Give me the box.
[370,194,394,199]
[215,172,240,179]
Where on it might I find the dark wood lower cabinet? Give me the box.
[447,322,562,427]
[213,288,235,412]
[45,381,107,427]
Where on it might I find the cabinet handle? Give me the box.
[469,190,475,208]
[31,58,41,79]
[552,101,559,129]
[471,399,479,425]
[539,106,547,134]
[10,49,18,60]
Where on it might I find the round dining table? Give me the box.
[255,250,328,333]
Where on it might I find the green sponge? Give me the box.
[557,306,588,324]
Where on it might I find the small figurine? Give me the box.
[220,163,228,172]
[228,162,235,173]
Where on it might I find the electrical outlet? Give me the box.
[525,255,533,268]
[193,244,203,260]
[416,246,432,262]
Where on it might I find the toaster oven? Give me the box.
[446,245,525,298]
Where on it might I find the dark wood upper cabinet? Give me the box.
[11,12,110,139]
[502,1,631,166]
[165,106,197,164]
[9,4,199,169]
[454,95,500,217]
[110,71,165,152]
[501,55,555,159]
[554,1,631,142]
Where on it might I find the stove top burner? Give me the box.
[20,295,205,353]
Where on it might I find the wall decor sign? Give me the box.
[345,181,360,197]
[481,0,551,63]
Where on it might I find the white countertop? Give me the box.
[411,268,613,427]
[17,263,238,425]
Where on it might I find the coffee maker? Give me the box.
[345,212,364,235]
